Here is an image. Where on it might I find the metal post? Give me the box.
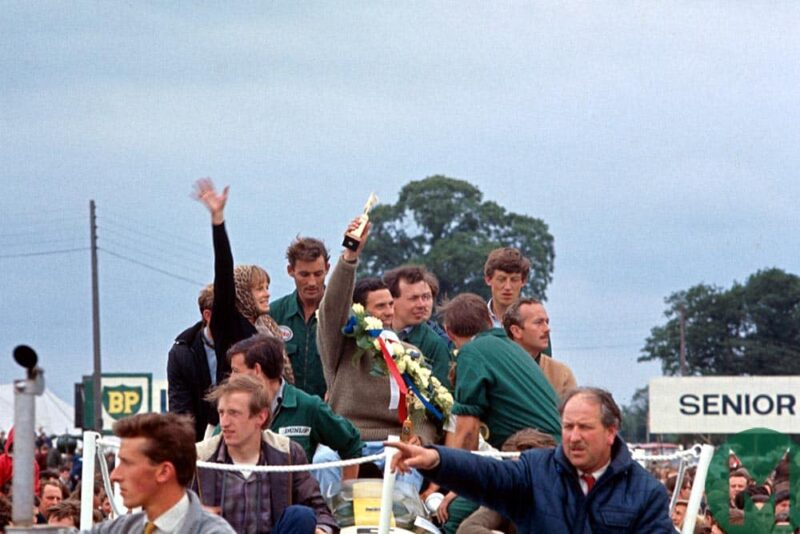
[80,431,99,530]
[10,345,45,527]
[669,457,688,515]
[378,436,399,534]
[11,381,36,526]
[90,200,103,431]
[682,445,715,534]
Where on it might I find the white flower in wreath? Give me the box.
[390,343,406,357]
[364,317,383,331]
[352,303,365,315]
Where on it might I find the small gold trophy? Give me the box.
[342,192,379,251]
[401,394,415,443]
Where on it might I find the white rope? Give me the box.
[196,451,389,473]
[633,445,702,462]
[471,451,520,459]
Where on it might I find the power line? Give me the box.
[0,247,89,259]
[102,209,207,250]
[3,207,85,219]
[100,236,209,278]
[0,237,86,248]
[0,224,84,239]
[99,247,204,286]
[559,343,643,351]
[100,225,208,267]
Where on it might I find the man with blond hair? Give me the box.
[195,374,337,534]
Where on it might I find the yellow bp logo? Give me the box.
[103,385,143,420]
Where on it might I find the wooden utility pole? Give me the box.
[679,304,687,376]
[90,200,102,431]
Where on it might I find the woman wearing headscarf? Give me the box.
[194,178,294,385]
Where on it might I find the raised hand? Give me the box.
[193,177,229,225]
[342,217,371,262]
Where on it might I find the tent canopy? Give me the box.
[0,384,78,436]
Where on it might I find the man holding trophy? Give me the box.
[317,195,437,490]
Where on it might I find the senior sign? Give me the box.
[649,376,800,434]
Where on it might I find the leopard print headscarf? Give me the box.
[233,264,295,384]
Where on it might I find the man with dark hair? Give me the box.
[353,277,395,327]
[483,247,531,327]
[196,374,337,534]
[439,293,561,450]
[168,283,219,440]
[46,499,80,528]
[93,413,234,533]
[503,298,576,398]
[228,334,363,495]
[383,265,452,389]
[318,216,436,490]
[270,236,331,399]
[387,387,673,533]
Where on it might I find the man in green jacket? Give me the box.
[433,292,562,533]
[227,334,363,496]
[383,265,452,390]
[270,237,330,399]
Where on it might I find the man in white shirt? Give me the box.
[92,413,234,533]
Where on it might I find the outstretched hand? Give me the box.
[193,178,229,225]
[383,440,440,474]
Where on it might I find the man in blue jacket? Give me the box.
[386,387,673,533]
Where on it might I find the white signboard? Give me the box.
[649,376,800,434]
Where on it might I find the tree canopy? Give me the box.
[360,175,555,299]
[639,268,800,375]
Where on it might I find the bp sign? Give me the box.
[82,373,152,433]
[102,385,144,420]
[706,428,800,532]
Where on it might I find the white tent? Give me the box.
[0,384,78,436]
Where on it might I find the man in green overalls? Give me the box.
[270,237,330,399]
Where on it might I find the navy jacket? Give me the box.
[425,436,673,533]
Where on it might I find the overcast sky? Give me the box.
[2,2,799,417]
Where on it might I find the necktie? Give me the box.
[581,474,596,494]
[144,521,156,534]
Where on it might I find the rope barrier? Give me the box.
[631,445,702,462]
[196,451,389,473]
[82,429,714,534]
[471,451,520,458]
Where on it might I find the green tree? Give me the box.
[620,386,649,443]
[639,268,800,375]
[360,175,555,299]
